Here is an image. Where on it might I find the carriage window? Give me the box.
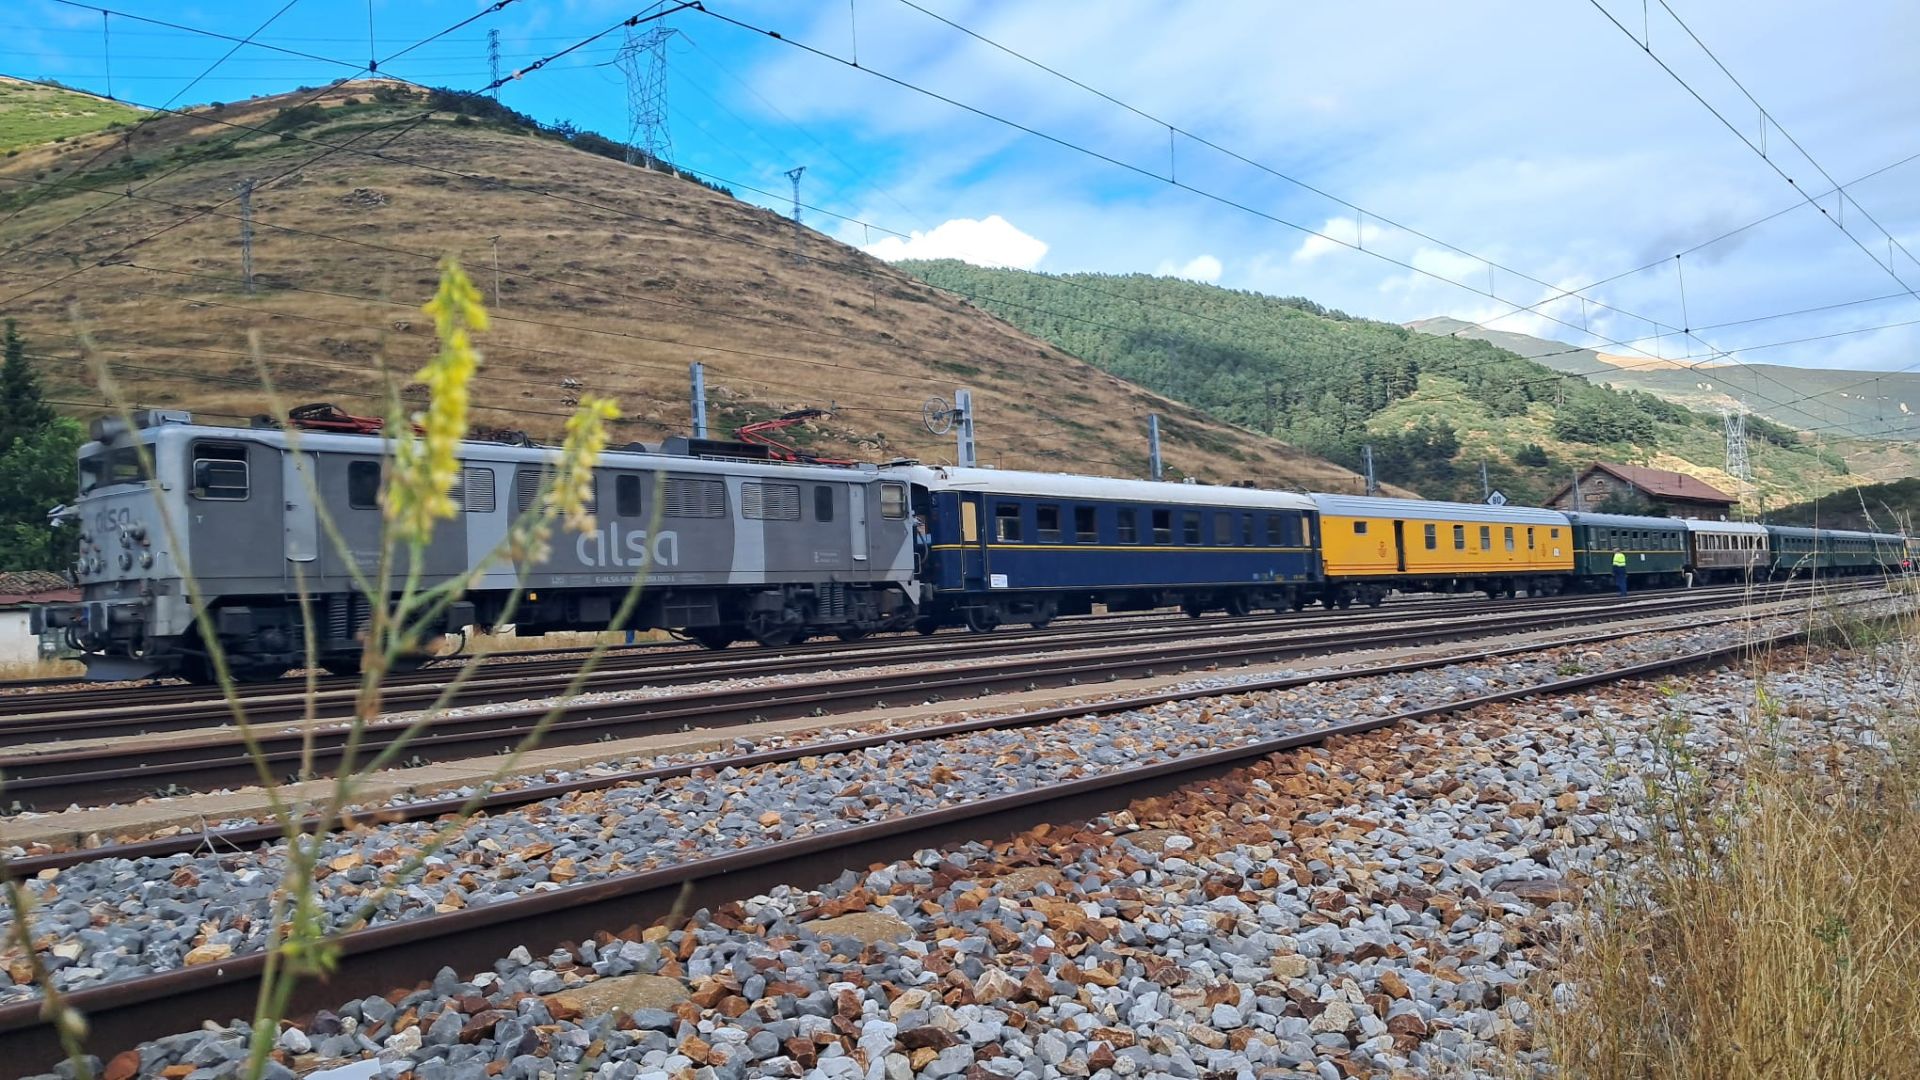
[1268,515,1286,545]
[1242,516,1254,545]
[1118,509,1139,543]
[1453,524,1466,551]
[1153,509,1172,544]
[995,503,1023,542]
[347,460,381,509]
[1214,512,1233,545]
[1074,506,1098,543]
[1479,525,1491,551]
[1353,521,1369,536]
[616,474,642,517]
[1182,512,1202,545]
[1424,523,1437,550]
[190,443,249,501]
[1036,504,1062,542]
[1551,528,1561,539]
[1505,527,1515,552]
[813,485,835,522]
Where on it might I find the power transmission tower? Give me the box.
[235,178,256,295]
[784,165,806,263]
[487,29,501,98]
[616,25,678,167]
[1722,403,1751,497]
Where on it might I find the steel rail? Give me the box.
[0,584,1855,807]
[0,579,1836,738]
[0,605,1866,1070]
[0,585,1745,718]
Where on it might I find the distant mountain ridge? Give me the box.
[1408,316,1920,441]
[900,260,1888,509]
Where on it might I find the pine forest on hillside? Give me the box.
[902,259,1866,508]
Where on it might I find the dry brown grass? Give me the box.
[0,82,1395,493]
[0,658,85,680]
[1531,640,1920,1078]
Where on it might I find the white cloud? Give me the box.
[1292,216,1387,263]
[1155,254,1223,282]
[864,215,1049,270]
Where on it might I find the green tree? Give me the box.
[0,416,82,569]
[0,321,78,570]
[1,319,55,455]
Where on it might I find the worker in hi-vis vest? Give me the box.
[1612,549,1628,596]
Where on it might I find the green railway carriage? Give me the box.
[1765,525,1903,577]
[1564,512,1688,587]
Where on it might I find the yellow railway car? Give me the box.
[1308,494,1573,605]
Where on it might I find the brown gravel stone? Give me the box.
[808,912,913,944]
[544,973,689,1019]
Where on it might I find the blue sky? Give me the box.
[8,0,1920,375]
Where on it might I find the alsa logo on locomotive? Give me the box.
[575,523,681,568]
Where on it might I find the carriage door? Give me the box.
[960,493,988,589]
[283,451,318,568]
[849,484,869,564]
[1392,520,1407,572]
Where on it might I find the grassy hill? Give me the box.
[0,81,1375,491]
[1410,316,1920,442]
[901,260,1878,508]
[0,76,143,151]
[1767,478,1920,532]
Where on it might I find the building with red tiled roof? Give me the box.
[0,569,78,665]
[1547,462,1737,520]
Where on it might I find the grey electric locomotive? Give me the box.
[36,410,918,681]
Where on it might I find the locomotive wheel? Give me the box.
[1366,592,1384,608]
[835,628,870,643]
[914,617,940,636]
[964,608,1000,634]
[686,628,735,651]
[1336,592,1353,609]
[1222,594,1252,617]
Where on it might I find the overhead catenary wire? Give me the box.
[7,17,1910,485]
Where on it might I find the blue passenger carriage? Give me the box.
[896,466,1320,631]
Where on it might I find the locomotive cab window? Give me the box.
[1036,505,1062,543]
[813,485,835,522]
[995,503,1023,542]
[1152,509,1172,544]
[347,460,381,509]
[879,483,907,519]
[1074,506,1098,543]
[1118,509,1139,543]
[191,443,249,501]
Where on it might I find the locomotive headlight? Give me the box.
[133,524,149,544]
[119,551,132,570]
[140,552,154,569]
[120,531,133,548]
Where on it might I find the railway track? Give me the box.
[0,580,1869,809]
[0,582,1805,713]
[0,585,1893,1068]
[0,580,1813,727]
